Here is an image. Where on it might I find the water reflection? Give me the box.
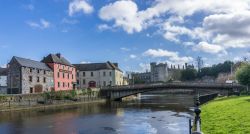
[0,94,194,134]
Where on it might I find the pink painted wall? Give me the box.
[47,63,76,91]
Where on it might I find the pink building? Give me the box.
[42,53,76,91]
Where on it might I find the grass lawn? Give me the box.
[201,96,250,134]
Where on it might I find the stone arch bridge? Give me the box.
[100,82,244,101]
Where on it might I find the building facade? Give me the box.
[150,62,169,82]
[8,56,54,94]
[42,53,76,91]
[0,68,8,94]
[74,61,123,88]
[131,72,151,84]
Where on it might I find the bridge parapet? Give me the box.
[101,82,243,91]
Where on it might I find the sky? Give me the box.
[0,0,250,72]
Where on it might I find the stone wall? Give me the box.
[21,67,54,94]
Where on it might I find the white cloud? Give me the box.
[26,19,50,29]
[143,49,193,64]
[80,61,91,64]
[1,64,7,68]
[69,0,94,16]
[193,42,225,54]
[98,24,113,31]
[62,18,79,24]
[120,47,130,51]
[99,0,250,55]
[23,4,34,11]
[139,63,150,72]
[99,0,141,34]
[129,54,137,59]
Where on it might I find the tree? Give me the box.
[181,68,197,81]
[236,63,250,86]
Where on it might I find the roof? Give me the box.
[12,56,52,71]
[0,68,8,76]
[41,53,73,67]
[73,61,122,72]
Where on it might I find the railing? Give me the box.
[101,82,242,90]
[190,93,218,134]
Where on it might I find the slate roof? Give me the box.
[41,53,73,66]
[0,68,8,76]
[73,61,122,72]
[13,56,51,71]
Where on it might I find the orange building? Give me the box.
[42,53,76,91]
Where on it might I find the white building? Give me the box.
[0,68,8,94]
[74,61,123,88]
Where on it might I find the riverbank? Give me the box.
[0,99,106,112]
[201,96,250,134]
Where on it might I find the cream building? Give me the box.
[74,61,123,88]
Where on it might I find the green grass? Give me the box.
[201,96,250,134]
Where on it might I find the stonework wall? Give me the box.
[8,59,22,94]
[21,67,54,94]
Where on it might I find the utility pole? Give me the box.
[196,56,203,73]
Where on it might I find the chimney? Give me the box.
[178,64,180,69]
[56,53,61,58]
[183,65,185,70]
[174,65,176,69]
[171,64,173,69]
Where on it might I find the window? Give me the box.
[83,79,86,84]
[110,81,112,85]
[68,83,70,87]
[37,77,40,82]
[77,80,79,85]
[58,82,60,88]
[43,77,46,83]
[63,73,65,78]
[83,72,85,77]
[30,87,33,93]
[30,68,33,73]
[72,74,74,79]
[58,72,60,78]
[77,72,79,77]
[29,76,32,82]
[103,72,106,76]
[37,69,40,74]
[63,82,65,87]
[103,81,106,86]
[44,70,46,75]
[91,72,94,77]
[109,72,112,76]
[68,73,69,79]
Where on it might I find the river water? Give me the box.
[0,94,194,134]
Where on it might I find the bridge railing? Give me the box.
[101,82,242,90]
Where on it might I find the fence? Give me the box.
[190,93,218,134]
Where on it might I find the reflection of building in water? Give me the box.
[116,108,124,117]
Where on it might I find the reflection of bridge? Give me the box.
[100,82,244,101]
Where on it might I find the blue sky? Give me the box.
[0,0,250,72]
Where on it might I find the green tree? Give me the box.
[181,68,197,81]
[236,63,250,86]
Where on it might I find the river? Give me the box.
[0,94,194,134]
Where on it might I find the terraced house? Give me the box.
[8,57,54,94]
[42,53,76,91]
[74,61,123,88]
